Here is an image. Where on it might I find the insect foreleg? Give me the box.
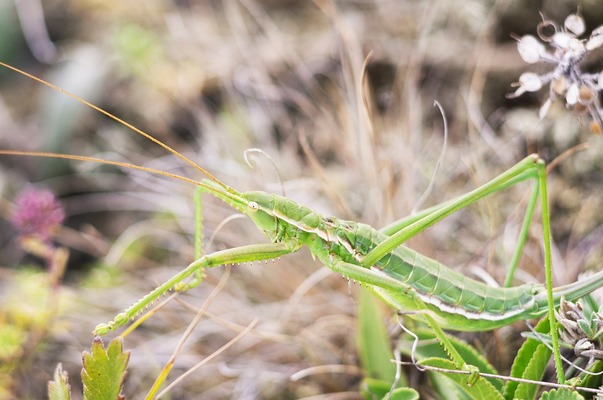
[504,182,539,287]
[94,241,298,335]
[194,185,205,261]
[178,186,208,292]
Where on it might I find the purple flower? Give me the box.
[11,187,65,242]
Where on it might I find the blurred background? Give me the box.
[1,0,603,398]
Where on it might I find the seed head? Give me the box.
[556,299,603,366]
[509,12,603,132]
[517,35,546,64]
[565,13,586,36]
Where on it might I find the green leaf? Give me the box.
[513,343,551,400]
[81,337,130,400]
[420,357,503,400]
[361,378,391,399]
[504,318,551,400]
[428,370,471,400]
[388,387,420,400]
[578,360,603,391]
[48,363,71,400]
[357,288,401,384]
[400,329,502,392]
[539,388,585,400]
[361,379,419,400]
[577,320,594,338]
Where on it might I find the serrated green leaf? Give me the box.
[513,343,551,400]
[81,337,130,400]
[420,357,503,400]
[48,363,71,400]
[504,317,551,400]
[358,288,399,384]
[539,388,585,400]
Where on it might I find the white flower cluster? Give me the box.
[510,13,603,131]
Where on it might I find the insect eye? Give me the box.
[248,201,259,212]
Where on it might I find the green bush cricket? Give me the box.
[2,61,603,390]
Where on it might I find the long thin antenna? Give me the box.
[0,61,232,192]
[0,150,219,192]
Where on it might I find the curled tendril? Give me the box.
[537,18,559,42]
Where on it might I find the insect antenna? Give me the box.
[0,150,223,194]
[0,61,234,193]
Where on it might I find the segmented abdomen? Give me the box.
[333,219,540,319]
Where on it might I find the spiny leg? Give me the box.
[536,158,563,383]
[194,185,204,261]
[146,185,212,398]
[329,256,481,383]
[379,161,541,289]
[413,301,481,385]
[94,240,299,335]
[174,185,209,292]
[145,265,234,400]
[366,155,542,267]
[504,181,539,288]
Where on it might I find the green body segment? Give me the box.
[326,220,542,331]
[254,193,538,331]
[240,190,596,332]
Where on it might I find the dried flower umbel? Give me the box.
[555,299,603,367]
[509,13,603,132]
